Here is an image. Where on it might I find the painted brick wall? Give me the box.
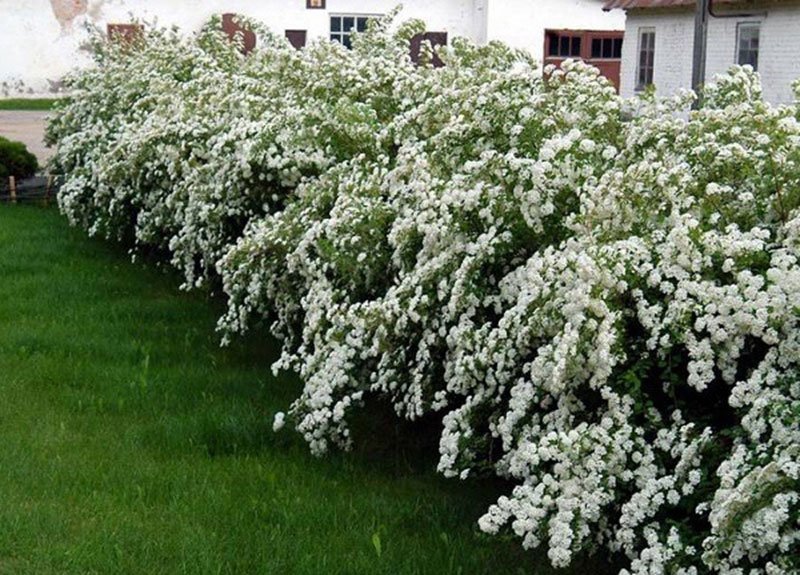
[619,9,694,99]
[706,2,800,104]
[620,2,800,104]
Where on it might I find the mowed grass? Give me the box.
[0,206,614,575]
[0,98,59,111]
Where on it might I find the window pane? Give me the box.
[602,39,613,58]
[739,48,757,70]
[737,24,759,70]
[613,38,623,59]
[548,33,559,56]
[330,17,341,32]
[560,36,570,56]
[638,30,655,88]
[356,17,368,32]
[591,38,601,58]
[343,17,355,32]
[572,36,581,56]
[342,34,352,49]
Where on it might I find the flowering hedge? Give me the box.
[47,14,800,574]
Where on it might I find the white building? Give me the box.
[605,0,800,104]
[0,0,623,96]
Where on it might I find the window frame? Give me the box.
[329,13,381,49]
[636,27,656,92]
[736,21,760,71]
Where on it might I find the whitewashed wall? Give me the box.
[485,0,624,62]
[0,0,622,96]
[619,3,800,104]
[0,0,482,96]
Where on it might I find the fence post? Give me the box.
[45,174,53,205]
[8,176,16,204]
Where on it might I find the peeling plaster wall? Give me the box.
[0,0,96,95]
[50,0,90,31]
[0,0,617,96]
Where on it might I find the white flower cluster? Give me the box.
[48,17,799,574]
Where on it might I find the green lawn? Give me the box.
[0,206,613,575]
[0,98,59,111]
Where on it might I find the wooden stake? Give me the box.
[45,174,54,205]
[8,176,16,204]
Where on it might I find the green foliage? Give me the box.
[0,136,38,179]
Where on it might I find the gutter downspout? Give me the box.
[473,0,488,45]
[691,0,711,105]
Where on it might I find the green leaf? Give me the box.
[371,531,382,558]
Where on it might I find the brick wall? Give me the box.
[620,2,800,104]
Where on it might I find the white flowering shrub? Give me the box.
[48,14,799,574]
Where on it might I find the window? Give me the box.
[286,30,307,50]
[547,32,582,58]
[591,37,623,59]
[637,28,655,90]
[737,22,760,71]
[330,15,376,49]
[306,0,325,8]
